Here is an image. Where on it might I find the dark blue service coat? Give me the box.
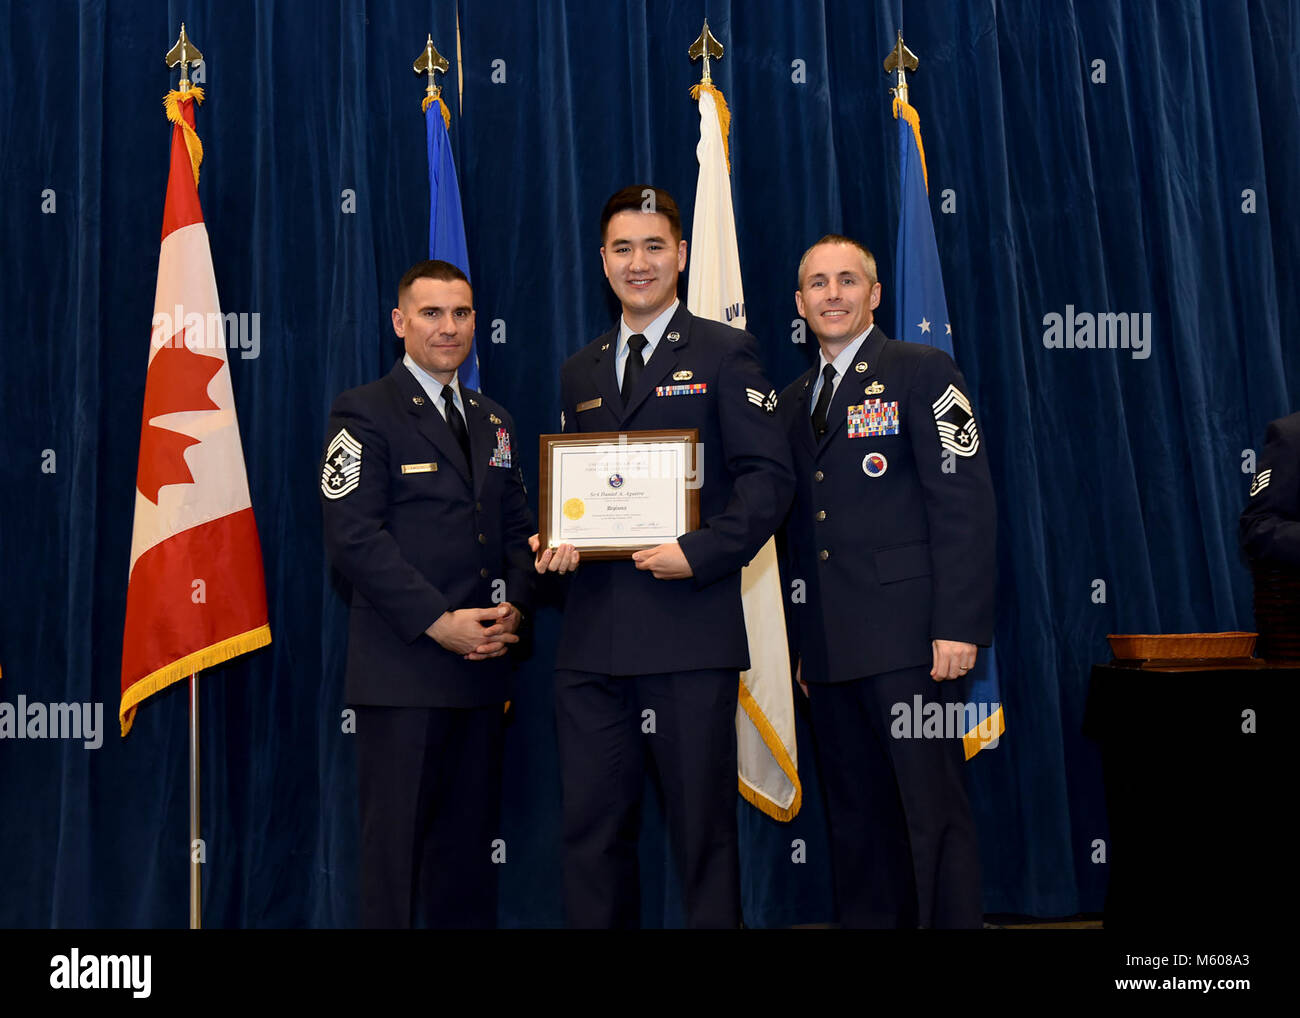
[778,326,996,683]
[320,359,535,707]
[554,304,794,674]
[1240,411,1300,568]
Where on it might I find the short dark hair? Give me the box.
[797,234,878,288]
[397,259,471,305]
[600,185,683,244]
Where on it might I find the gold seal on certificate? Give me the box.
[538,430,701,560]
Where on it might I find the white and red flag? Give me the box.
[120,89,270,735]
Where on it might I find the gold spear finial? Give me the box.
[165,23,204,92]
[414,33,450,106]
[884,31,918,105]
[689,19,724,85]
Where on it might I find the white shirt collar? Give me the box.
[817,324,874,380]
[618,298,680,360]
[403,352,464,411]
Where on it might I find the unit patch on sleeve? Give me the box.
[321,427,362,499]
[489,427,513,468]
[1249,469,1272,497]
[847,399,900,438]
[931,384,980,457]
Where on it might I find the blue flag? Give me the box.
[894,98,1004,758]
[426,103,479,390]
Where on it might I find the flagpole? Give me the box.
[189,672,202,929]
[165,22,205,931]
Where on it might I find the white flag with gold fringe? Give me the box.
[687,80,800,821]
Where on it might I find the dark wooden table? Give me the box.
[1084,661,1284,928]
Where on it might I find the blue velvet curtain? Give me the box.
[1,0,1294,927]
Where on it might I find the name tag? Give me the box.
[577,397,603,412]
[400,462,438,474]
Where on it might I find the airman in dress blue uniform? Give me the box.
[1240,411,1300,662]
[1240,411,1300,566]
[533,187,794,928]
[778,236,996,928]
[320,260,534,928]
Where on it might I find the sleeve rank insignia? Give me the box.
[932,384,980,457]
[321,427,362,499]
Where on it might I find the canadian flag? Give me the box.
[120,90,270,736]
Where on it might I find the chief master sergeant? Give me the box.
[778,234,996,928]
[319,259,534,928]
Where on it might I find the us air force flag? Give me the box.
[894,96,1004,758]
[425,98,479,390]
[688,81,801,820]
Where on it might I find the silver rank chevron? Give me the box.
[321,427,362,499]
[1249,469,1272,497]
[746,387,778,414]
[932,384,980,457]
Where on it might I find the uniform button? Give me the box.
[814,470,824,482]
[478,533,486,544]
[815,510,826,521]
[819,549,829,561]
[475,502,483,512]
[479,568,490,578]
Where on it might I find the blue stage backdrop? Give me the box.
[1,0,1295,927]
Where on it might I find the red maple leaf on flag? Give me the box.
[137,329,222,504]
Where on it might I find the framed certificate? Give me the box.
[538,429,701,560]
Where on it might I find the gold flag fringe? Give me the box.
[964,705,1005,760]
[422,93,452,130]
[892,96,930,194]
[736,678,803,821]
[690,81,732,174]
[163,87,206,187]
[120,624,270,736]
